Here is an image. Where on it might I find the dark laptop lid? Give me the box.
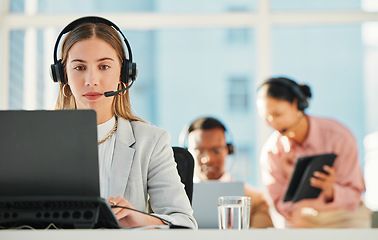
[0,110,100,198]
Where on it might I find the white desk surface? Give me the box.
[1,229,378,240]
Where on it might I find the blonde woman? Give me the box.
[52,16,196,229]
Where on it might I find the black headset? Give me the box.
[261,77,309,111]
[50,16,137,85]
[179,118,235,155]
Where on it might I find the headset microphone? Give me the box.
[104,79,135,97]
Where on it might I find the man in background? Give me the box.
[183,116,274,228]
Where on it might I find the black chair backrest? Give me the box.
[172,147,194,204]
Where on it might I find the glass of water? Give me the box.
[218,196,250,230]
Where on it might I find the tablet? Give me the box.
[283,153,337,203]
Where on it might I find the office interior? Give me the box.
[1,0,378,230]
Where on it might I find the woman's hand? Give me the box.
[107,195,166,228]
[310,165,335,202]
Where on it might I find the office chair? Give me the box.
[172,147,194,204]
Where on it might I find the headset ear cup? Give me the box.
[298,98,308,111]
[130,62,137,81]
[227,143,234,155]
[120,59,137,84]
[50,59,66,84]
[120,59,128,84]
[50,64,58,83]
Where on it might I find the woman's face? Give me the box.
[66,37,121,121]
[257,95,299,133]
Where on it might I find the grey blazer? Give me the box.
[108,118,197,229]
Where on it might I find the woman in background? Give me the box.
[53,16,197,229]
[256,76,369,228]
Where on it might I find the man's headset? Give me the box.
[179,117,235,155]
[50,16,137,97]
[260,77,309,111]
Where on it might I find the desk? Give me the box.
[1,229,378,240]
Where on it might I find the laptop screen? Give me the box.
[0,110,100,197]
[192,181,245,229]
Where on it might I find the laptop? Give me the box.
[0,110,119,229]
[192,181,245,229]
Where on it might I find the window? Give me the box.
[2,0,378,190]
[228,76,249,112]
[271,0,361,12]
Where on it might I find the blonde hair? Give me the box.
[54,22,144,122]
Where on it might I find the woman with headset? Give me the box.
[52,16,196,229]
[256,77,368,228]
